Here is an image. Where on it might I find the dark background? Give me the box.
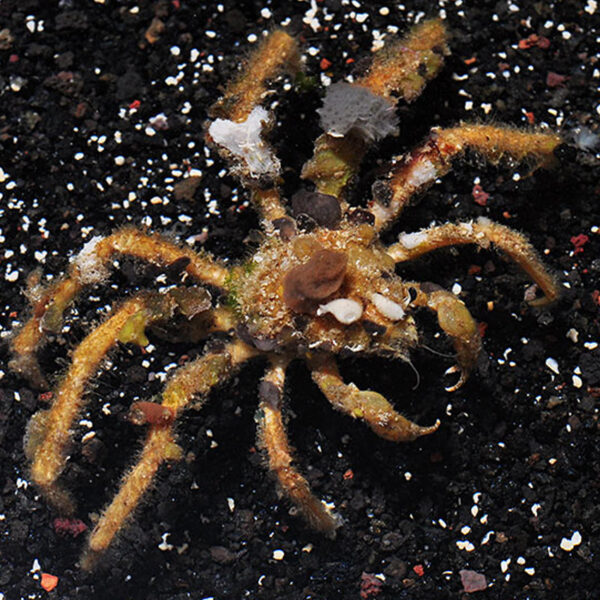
[1,1,599,598]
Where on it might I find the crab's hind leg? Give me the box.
[407,283,482,392]
[369,124,562,231]
[26,291,180,512]
[257,355,341,533]
[309,355,439,443]
[387,219,560,306]
[10,228,229,389]
[82,338,257,570]
[209,29,300,124]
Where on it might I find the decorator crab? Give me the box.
[10,19,562,569]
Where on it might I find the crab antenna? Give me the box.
[302,18,449,200]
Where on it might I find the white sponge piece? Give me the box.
[317,298,363,324]
[208,106,280,178]
[71,236,109,285]
[318,82,398,142]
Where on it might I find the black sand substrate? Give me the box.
[1,1,599,598]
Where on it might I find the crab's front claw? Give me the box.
[444,364,468,393]
[414,286,482,390]
[353,389,441,442]
[310,357,440,443]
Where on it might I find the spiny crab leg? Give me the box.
[10,227,227,389]
[82,338,257,571]
[388,219,560,306]
[407,283,482,392]
[302,18,449,200]
[309,355,440,442]
[257,355,341,534]
[369,124,562,231]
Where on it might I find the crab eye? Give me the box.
[283,249,347,313]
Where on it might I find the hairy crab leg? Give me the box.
[387,219,560,306]
[257,355,341,534]
[369,125,562,231]
[252,187,288,224]
[207,30,300,224]
[407,283,482,391]
[309,355,440,442]
[209,29,300,123]
[302,18,449,199]
[10,227,227,388]
[82,338,257,570]
[25,292,232,512]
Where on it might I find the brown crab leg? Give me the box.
[257,355,341,534]
[302,19,449,200]
[387,219,559,306]
[407,283,482,391]
[369,125,562,231]
[251,187,288,224]
[10,227,228,388]
[82,338,257,570]
[26,292,178,513]
[309,355,440,442]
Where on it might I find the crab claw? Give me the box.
[310,358,442,443]
[414,287,482,390]
[354,389,442,441]
[444,364,467,392]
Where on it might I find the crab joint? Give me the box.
[118,312,150,347]
[424,289,481,391]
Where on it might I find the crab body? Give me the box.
[229,222,417,360]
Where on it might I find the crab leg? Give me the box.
[82,338,257,570]
[388,219,559,306]
[26,292,177,512]
[209,29,300,123]
[408,283,482,391]
[369,124,562,230]
[10,227,228,388]
[257,355,341,534]
[26,292,232,512]
[309,355,440,442]
[208,30,300,224]
[302,18,449,200]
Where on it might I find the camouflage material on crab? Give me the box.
[226,223,418,360]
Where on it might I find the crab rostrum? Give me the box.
[10,20,562,569]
